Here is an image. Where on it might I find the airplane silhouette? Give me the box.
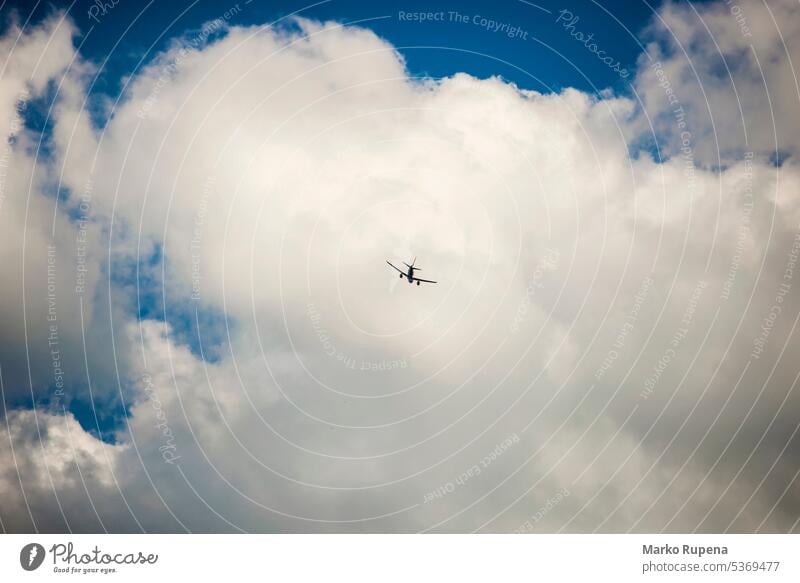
[386,257,437,286]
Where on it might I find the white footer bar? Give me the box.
[1,534,797,582]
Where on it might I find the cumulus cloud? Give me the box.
[633,0,800,163]
[1,0,800,533]
[0,11,133,418]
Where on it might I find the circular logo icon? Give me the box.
[19,543,46,571]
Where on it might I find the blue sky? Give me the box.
[9,0,657,101]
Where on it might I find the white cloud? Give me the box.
[633,0,800,163]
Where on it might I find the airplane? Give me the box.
[386,257,437,286]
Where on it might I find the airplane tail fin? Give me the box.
[404,257,418,270]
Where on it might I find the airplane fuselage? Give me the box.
[387,258,434,286]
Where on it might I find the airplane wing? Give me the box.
[412,277,437,284]
[386,261,405,274]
